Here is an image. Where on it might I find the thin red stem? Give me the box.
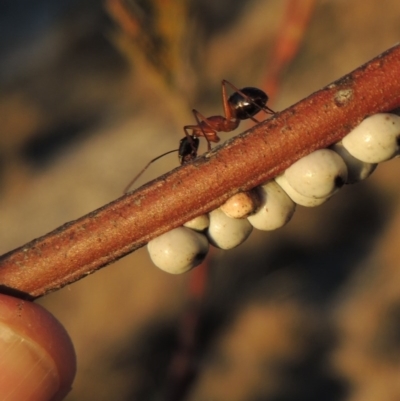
[1,45,400,299]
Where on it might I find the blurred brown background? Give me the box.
[1,0,400,400]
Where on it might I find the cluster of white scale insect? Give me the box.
[148,113,400,274]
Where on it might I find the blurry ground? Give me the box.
[1,0,400,400]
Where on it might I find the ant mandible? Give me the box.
[123,80,274,193]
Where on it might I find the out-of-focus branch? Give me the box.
[263,0,316,101]
[1,45,400,299]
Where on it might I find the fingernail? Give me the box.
[0,323,60,401]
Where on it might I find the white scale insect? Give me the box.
[146,113,400,274]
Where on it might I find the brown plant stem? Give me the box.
[1,45,400,299]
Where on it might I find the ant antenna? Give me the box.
[124,135,200,193]
[123,148,179,193]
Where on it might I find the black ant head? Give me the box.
[179,135,200,165]
[228,87,270,120]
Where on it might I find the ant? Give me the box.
[183,80,274,152]
[123,80,274,193]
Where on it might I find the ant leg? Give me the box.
[221,80,235,120]
[222,80,244,98]
[260,103,275,114]
[249,116,261,123]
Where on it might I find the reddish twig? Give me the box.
[0,45,400,299]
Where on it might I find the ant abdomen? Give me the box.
[228,87,269,120]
